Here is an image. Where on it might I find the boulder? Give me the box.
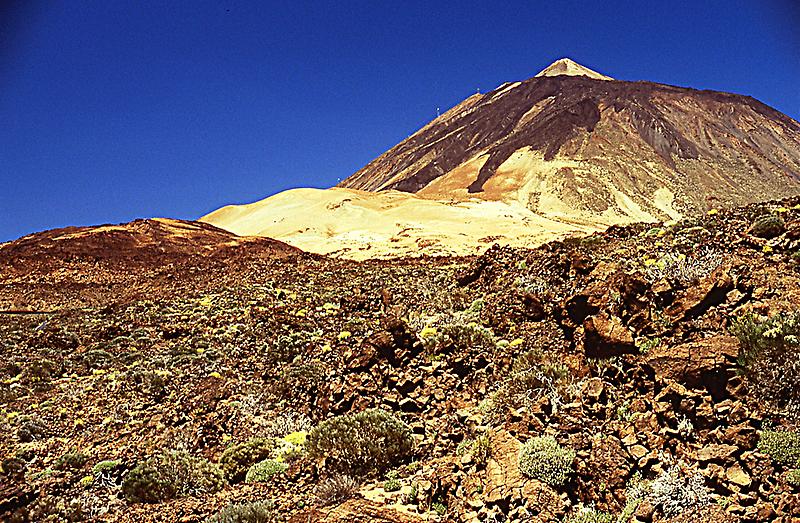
[666,265,733,321]
[582,312,636,357]
[696,444,738,463]
[645,336,739,398]
[484,430,525,503]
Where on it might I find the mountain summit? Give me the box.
[535,58,612,80]
[204,62,800,258]
[338,64,800,216]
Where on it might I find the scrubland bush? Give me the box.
[518,436,575,487]
[274,431,307,462]
[92,460,123,487]
[786,469,800,487]
[245,459,287,483]
[205,501,275,523]
[54,452,89,470]
[219,438,274,483]
[313,474,360,506]
[456,435,491,466]
[307,409,413,474]
[565,506,615,523]
[17,415,49,442]
[413,299,496,352]
[749,214,785,238]
[266,411,312,438]
[642,249,720,286]
[731,312,800,416]
[649,466,709,518]
[383,471,401,492]
[121,450,224,503]
[483,349,574,421]
[758,430,800,467]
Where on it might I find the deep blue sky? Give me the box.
[1,1,799,242]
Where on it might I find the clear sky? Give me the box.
[1,0,799,242]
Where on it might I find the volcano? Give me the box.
[204,59,800,258]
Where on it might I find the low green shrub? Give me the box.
[758,430,800,468]
[749,214,785,238]
[54,451,89,470]
[518,436,575,487]
[414,299,497,352]
[642,249,720,286]
[307,409,414,474]
[121,450,224,503]
[565,506,615,523]
[17,415,49,442]
[483,350,574,421]
[219,438,274,483]
[456,435,491,466]
[93,459,123,487]
[205,500,275,523]
[731,312,800,416]
[92,459,122,475]
[786,469,800,487]
[313,474,360,506]
[649,465,709,518]
[245,459,287,483]
[383,471,401,492]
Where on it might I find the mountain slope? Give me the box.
[201,187,603,259]
[204,59,800,258]
[339,60,800,224]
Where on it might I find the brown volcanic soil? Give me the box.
[0,218,303,310]
[2,200,800,522]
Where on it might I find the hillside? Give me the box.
[3,198,800,522]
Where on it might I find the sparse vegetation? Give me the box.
[121,450,225,503]
[219,438,274,483]
[313,474,360,506]
[4,197,800,521]
[518,436,575,487]
[758,430,800,467]
[205,501,276,523]
[731,311,800,415]
[307,409,414,474]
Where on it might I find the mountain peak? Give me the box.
[535,58,613,80]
